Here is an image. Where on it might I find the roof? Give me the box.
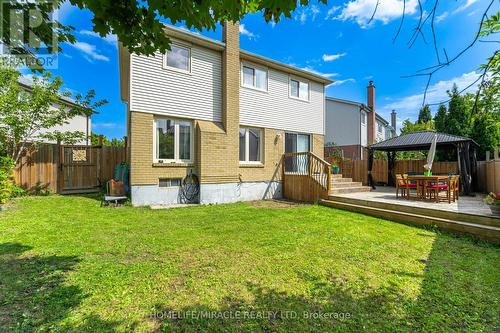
[164,25,334,85]
[18,77,79,107]
[369,131,477,151]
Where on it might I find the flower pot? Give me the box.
[332,166,340,174]
[488,204,500,216]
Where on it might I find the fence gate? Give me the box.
[60,145,101,194]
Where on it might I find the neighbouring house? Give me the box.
[118,22,333,206]
[18,77,92,145]
[324,81,397,160]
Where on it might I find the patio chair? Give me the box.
[448,175,460,203]
[426,178,449,203]
[402,174,418,200]
[396,174,416,199]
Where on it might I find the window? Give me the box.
[378,123,383,133]
[241,65,267,91]
[154,118,193,163]
[159,178,182,187]
[164,44,190,72]
[289,78,309,101]
[361,112,366,125]
[239,127,262,163]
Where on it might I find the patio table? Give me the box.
[406,175,450,202]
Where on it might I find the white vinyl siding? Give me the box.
[130,45,222,122]
[324,99,361,146]
[240,69,324,135]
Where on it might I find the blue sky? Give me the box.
[37,0,497,138]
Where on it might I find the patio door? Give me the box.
[285,133,310,173]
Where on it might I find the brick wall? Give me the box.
[129,111,196,185]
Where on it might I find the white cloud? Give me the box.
[330,78,356,86]
[436,11,449,23]
[239,24,258,40]
[69,42,110,62]
[452,0,479,14]
[79,30,118,46]
[322,52,347,62]
[380,71,481,121]
[325,6,341,19]
[301,66,339,79]
[295,5,321,24]
[92,122,120,130]
[337,0,418,28]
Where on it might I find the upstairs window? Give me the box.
[164,44,190,72]
[241,65,268,91]
[239,127,262,163]
[378,123,383,133]
[361,112,366,125]
[154,118,193,163]
[289,78,309,101]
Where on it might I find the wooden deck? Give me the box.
[321,186,500,244]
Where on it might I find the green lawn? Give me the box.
[0,196,498,332]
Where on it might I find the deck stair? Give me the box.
[320,195,500,244]
[329,174,371,195]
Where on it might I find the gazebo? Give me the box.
[367,131,479,195]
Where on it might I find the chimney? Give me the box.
[367,81,376,144]
[221,21,240,133]
[391,110,397,133]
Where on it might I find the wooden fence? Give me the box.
[14,144,126,194]
[478,160,500,193]
[328,157,500,193]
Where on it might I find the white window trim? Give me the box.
[163,43,192,74]
[288,76,310,102]
[153,117,194,164]
[240,62,269,92]
[239,127,263,164]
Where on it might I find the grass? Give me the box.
[0,195,499,332]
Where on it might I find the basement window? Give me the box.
[159,178,182,187]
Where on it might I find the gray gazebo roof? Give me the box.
[369,131,477,152]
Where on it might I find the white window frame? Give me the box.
[163,43,192,74]
[240,62,268,92]
[239,127,263,164]
[377,123,383,133]
[153,117,194,164]
[289,77,310,102]
[361,111,366,125]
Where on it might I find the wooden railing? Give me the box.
[282,152,331,202]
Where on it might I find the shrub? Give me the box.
[0,156,15,204]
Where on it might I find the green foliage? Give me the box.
[417,105,432,123]
[0,157,14,204]
[434,104,447,133]
[0,66,107,163]
[91,133,125,147]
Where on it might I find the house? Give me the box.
[118,22,333,206]
[324,81,396,160]
[18,77,92,145]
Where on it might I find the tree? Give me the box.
[446,85,473,138]
[91,133,125,147]
[434,104,448,133]
[399,118,434,135]
[470,77,500,159]
[0,66,107,163]
[417,105,432,124]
